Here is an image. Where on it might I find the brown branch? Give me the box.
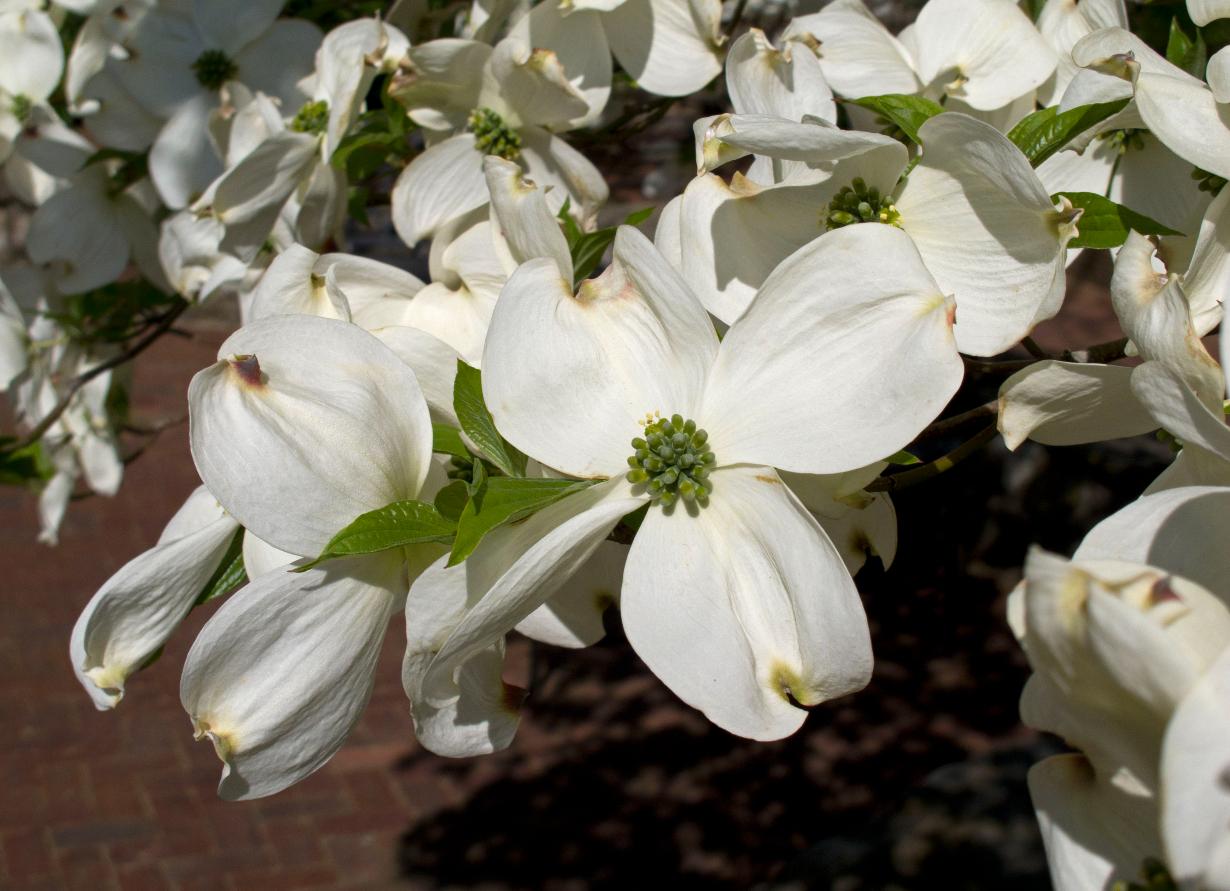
[916,399,998,440]
[8,300,189,453]
[1061,336,1129,364]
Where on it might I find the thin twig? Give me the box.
[916,400,998,440]
[866,423,999,493]
[9,300,189,453]
[726,0,750,37]
[962,355,1037,375]
[1022,336,1051,359]
[1062,336,1129,364]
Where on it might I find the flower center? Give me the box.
[626,414,715,508]
[467,107,521,160]
[192,49,238,91]
[824,177,902,231]
[10,93,31,125]
[290,99,329,135]
[1097,127,1145,155]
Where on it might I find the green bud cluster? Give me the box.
[10,93,31,125]
[626,414,715,508]
[191,49,238,91]
[1098,127,1145,155]
[467,107,521,160]
[1111,857,1178,891]
[1192,166,1227,196]
[290,100,329,135]
[446,453,486,481]
[825,177,903,231]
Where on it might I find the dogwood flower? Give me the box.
[680,111,1079,355]
[1035,0,1127,107]
[1012,549,1230,891]
[402,221,963,754]
[389,0,610,245]
[182,313,442,798]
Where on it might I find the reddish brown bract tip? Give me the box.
[228,354,266,388]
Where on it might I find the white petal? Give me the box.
[70,487,239,710]
[783,470,897,574]
[519,126,610,229]
[483,155,572,279]
[483,226,717,478]
[898,113,1073,357]
[1161,645,1230,891]
[390,133,488,247]
[700,224,962,474]
[206,130,321,264]
[785,0,920,98]
[1028,754,1159,891]
[726,29,835,122]
[1111,233,1223,407]
[1075,485,1230,603]
[181,551,403,800]
[1136,71,1230,181]
[406,477,644,755]
[677,172,827,324]
[149,91,224,210]
[515,539,626,648]
[241,530,297,579]
[623,465,872,739]
[0,9,62,100]
[911,0,1057,110]
[370,325,461,426]
[1111,133,1211,242]
[1189,0,1230,26]
[188,314,432,556]
[109,9,203,117]
[26,174,130,295]
[501,1,610,129]
[192,0,282,56]
[247,243,348,321]
[602,0,723,97]
[233,19,321,117]
[78,68,164,152]
[1131,361,1230,464]
[1036,0,1128,106]
[1181,182,1230,336]
[997,360,1156,450]
[390,39,490,132]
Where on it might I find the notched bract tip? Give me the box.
[227,353,266,389]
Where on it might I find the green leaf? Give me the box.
[448,477,598,566]
[1006,99,1131,167]
[0,439,54,486]
[193,528,247,606]
[850,94,944,143]
[434,480,469,523]
[431,423,470,459]
[298,500,456,570]
[467,452,488,499]
[566,206,656,287]
[452,361,526,477]
[1166,17,1207,78]
[556,197,584,247]
[886,449,921,466]
[1056,191,1184,249]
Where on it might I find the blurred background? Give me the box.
[0,0,1186,888]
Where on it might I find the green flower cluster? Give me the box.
[825,177,903,231]
[191,49,238,91]
[291,100,329,135]
[467,107,521,161]
[626,414,715,508]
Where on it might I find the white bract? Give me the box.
[182,314,439,799]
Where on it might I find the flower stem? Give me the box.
[866,423,999,492]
